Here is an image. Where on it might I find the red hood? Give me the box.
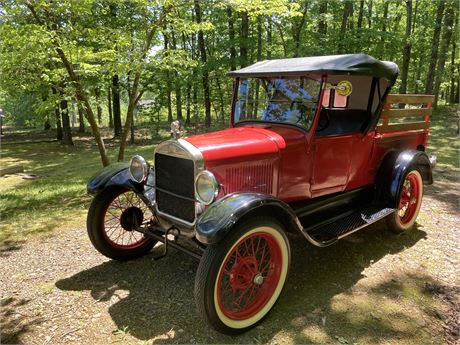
[183,126,286,163]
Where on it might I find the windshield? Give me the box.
[233,77,321,129]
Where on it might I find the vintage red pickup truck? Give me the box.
[86,54,436,334]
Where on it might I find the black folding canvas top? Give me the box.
[229,53,399,85]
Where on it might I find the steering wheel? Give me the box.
[316,111,330,132]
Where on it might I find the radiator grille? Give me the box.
[155,153,195,223]
[225,163,274,194]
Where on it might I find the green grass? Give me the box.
[0,106,458,248]
[0,120,229,247]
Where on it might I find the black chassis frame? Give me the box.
[87,149,434,258]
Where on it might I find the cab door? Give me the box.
[311,134,352,196]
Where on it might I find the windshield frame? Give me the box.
[231,76,324,131]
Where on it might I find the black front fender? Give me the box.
[87,162,143,195]
[195,193,302,245]
[376,149,433,207]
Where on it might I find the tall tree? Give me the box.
[425,1,446,94]
[399,0,413,95]
[51,87,63,141]
[59,90,73,146]
[194,0,212,127]
[171,31,183,121]
[318,1,328,35]
[338,1,353,54]
[163,29,173,124]
[25,2,108,165]
[378,1,390,56]
[240,11,249,67]
[433,4,454,107]
[449,39,457,103]
[357,0,365,29]
[107,85,113,128]
[291,2,308,57]
[112,75,122,137]
[227,7,237,71]
[94,87,103,126]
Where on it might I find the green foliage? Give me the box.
[0,0,458,134]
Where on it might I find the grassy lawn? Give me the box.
[0,132,156,247]
[0,122,231,248]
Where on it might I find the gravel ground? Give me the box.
[1,169,459,345]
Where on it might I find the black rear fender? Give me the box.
[195,193,302,245]
[87,162,143,195]
[376,149,433,208]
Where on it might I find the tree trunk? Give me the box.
[267,18,272,58]
[52,86,63,140]
[367,0,372,28]
[94,87,103,126]
[171,31,183,121]
[338,1,353,54]
[240,11,249,68]
[182,32,192,126]
[185,82,191,126]
[434,6,454,107]
[414,57,422,94]
[194,0,211,127]
[456,64,460,103]
[378,1,390,56]
[292,4,308,57]
[55,104,63,140]
[163,29,173,124]
[450,40,457,103]
[77,103,85,133]
[117,16,164,162]
[227,7,237,71]
[399,0,412,95]
[275,22,288,57]
[318,1,328,35]
[254,17,263,117]
[425,0,445,94]
[357,0,364,29]
[107,85,113,128]
[112,75,122,137]
[59,91,74,146]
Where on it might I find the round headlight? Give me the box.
[195,170,219,205]
[129,155,149,183]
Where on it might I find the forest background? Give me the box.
[0,0,458,166]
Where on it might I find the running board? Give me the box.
[303,206,395,246]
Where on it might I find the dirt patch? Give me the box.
[1,179,459,345]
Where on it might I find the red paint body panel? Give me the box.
[183,122,429,204]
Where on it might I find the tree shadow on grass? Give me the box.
[55,221,438,344]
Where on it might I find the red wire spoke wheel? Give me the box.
[87,186,157,260]
[102,190,150,249]
[386,169,424,233]
[195,218,290,334]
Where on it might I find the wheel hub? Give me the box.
[120,207,144,231]
[229,256,259,290]
[253,273,264,285]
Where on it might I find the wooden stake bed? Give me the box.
[378,94,434,134]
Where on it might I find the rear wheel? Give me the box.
[87,186,157,260]
[386,169,423,233]
[195,218,290,334]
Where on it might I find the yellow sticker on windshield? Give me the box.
[336,80,353,96]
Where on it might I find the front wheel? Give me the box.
[87,186,157,261]
[194,218,290,334]
[386,169,424,233]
